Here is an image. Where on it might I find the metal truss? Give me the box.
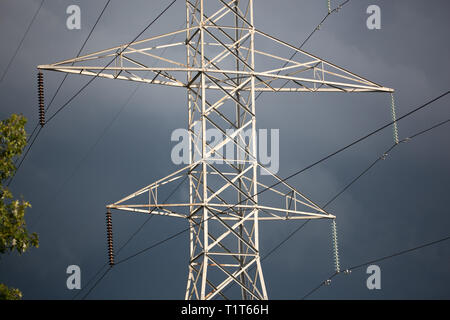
[38,0,393,300]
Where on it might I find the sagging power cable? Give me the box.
[8,0,177,187]
[301,235,450,300]
[108,91,450,269]
[7,0,113,187]
[219,115,450,297]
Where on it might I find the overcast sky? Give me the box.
[0,0,449,300]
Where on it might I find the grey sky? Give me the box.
[0,0,449,299]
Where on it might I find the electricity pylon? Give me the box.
[38,0,393,300]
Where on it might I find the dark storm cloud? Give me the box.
[0,0,449,299]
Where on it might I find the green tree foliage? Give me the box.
[0,114,39,300]
[0,283,22,300]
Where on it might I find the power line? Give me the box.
[218,115,450,297]
[297,0,351,58]
[7,0,177,187]
[7,0,112,187]
[301,271,339,300]
[72,262,109,300]
[349,235,450,271]
[409,118,450,139]
[21,0,112,175]
[322,120,450,209]
[65,0,448,292]
[45,0,112,114]
[114,221,188,266]
[41,0,354,295]
[256,91,449,197]
[80,265,112,300]
[109,0,359,266]
[45,0,178,125]
[15,0,181,298]
[301,235,450,300]
[56,22,187,300]
[34,21,186,228]
[4,0,349,193]
[7,126,42,187]
[259,116,450,269]
[71,18,185,295]
[299,119,450,300]
[255,0,351,101]
[114,173,189,262]
[220,0,353,282]
[322,145,397,209]
[15,0,446,298]
[108,91,450,268]
[75,173,189,300]
[59,0,447,298]
[217,1,354,295]
[30,73,143,228]
[73,2,353,294]
[0,0,45,84]
[205,91,448,231]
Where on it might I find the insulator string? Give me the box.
[106,210,115,266]
[38,71,45,127]
[331,219,341,273]
[390,93,400,144]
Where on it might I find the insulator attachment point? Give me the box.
[401,137,411,143]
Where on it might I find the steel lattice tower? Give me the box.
[39,0,393,300]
